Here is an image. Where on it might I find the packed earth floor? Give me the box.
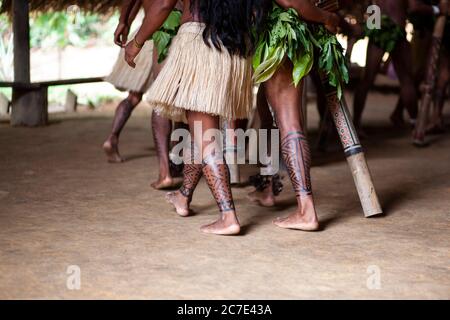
[0,91,449,299]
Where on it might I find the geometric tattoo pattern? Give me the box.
[179,164,203,201]
[179,141,202,201]
[202,155,236,213]
[325,91,361,156]
[280,131,312,196]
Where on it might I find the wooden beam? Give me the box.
[0,77,105,88]
[11,0,48,126]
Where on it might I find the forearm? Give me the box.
[276,0,332,24]
[127,0,142,26]
[119,0,138,24]
[134,0,177,44]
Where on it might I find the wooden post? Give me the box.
[0,92,9,115]
[412,1,448,146]
[11,0,48,126]
[322,78,383,217]
[65,89,78,112]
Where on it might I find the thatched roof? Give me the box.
[0,0,122,15]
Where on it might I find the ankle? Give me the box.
[297,196,317,215]
[178,187,192,202]
[221,210,238,222]
[108,135,119,143]
[158,173,171,181]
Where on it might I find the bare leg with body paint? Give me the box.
[191,111,240,235]
[166,142,203,217]
[166,111,240,235]
[264,59,319,231]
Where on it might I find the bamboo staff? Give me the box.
[321,76,383,217]
[316,0,383,217]
[413,0,449,146]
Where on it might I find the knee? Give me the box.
[127,92,143,106]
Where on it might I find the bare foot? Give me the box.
[151,176,182,190]
[200,212,241,235]
[273,214,319,231]
[247,189,275,207]
[165,191,190,217]
[273,196,319,231]
[103,136,123,163]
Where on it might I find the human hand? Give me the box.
[114,22,130,47]
[124,40,142,68]
[325,13,340,34]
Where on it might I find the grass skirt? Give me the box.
[105,31,154,93]
[147,22,253,122]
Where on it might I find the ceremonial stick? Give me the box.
[413,0,448,146]
[315,0,382,217]
[321,77,383,217]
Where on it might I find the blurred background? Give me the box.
[0,5,403,114]
[0,6,141,111]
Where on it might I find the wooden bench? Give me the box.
[0,77,104,126]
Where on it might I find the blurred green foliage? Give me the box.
[0,9,124,105]
[30,11,101,48]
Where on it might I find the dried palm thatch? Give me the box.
[0,0,122,15]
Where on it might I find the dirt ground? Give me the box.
[0,92,449,299]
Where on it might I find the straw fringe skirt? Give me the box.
[105,31,154,93]
[147,22,253,122]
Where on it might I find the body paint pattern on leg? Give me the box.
[179,164,203,200]
[179,142,202,200]
[202,155,235,213]
[281,131,312,196]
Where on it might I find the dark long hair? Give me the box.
[190,0,272,57]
